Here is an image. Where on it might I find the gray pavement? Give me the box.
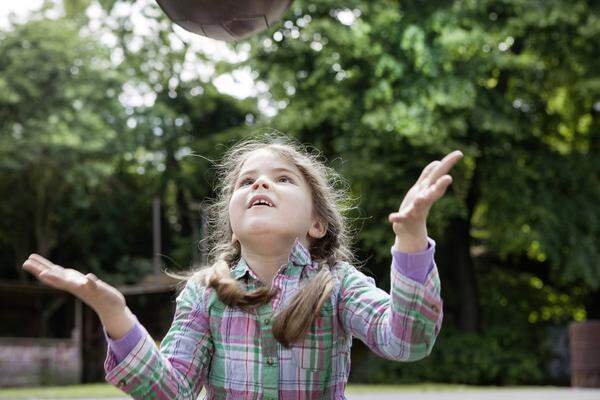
[346,388,600,399]
[2,388,599,399]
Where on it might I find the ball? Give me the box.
[155,0,293,42]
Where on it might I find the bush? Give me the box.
[352,325,545,385]
[350,265,583,385]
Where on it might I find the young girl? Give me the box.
[22,134,462,399]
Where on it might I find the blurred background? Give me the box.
[0,0,598,390]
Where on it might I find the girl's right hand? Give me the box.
[22,254,126,316]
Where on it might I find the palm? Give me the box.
[22,254,126,314]
[389,150,463,236]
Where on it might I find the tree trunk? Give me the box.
[585,288,600,319]
[36,216,56,257]
[13,229,32,281]
[441,149,483,333]
[176,185,192,237]
[443,216,481,333]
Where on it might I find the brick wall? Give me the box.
[0,337,80,388]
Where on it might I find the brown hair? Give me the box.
[166,131,359,348]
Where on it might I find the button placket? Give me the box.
[258,302,278,399]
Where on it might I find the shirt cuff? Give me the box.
[390,237,436,284]
[103,319,144,365]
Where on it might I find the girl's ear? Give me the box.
[308,218,327,239]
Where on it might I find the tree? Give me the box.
[0,17,127,275]
[242,0,599,329]
[0,1,259,281]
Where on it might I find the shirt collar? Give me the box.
[230,237,313,280]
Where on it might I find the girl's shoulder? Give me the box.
[328,260,353,279]
[328,260,377,292]
[175,273,216,310]
[328,260,375,287]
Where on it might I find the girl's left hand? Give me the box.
[388,150,463,238]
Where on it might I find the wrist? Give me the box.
[393,233,428,253]
[94,301,127,320]
[98,306,137,340]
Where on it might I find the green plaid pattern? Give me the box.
[105,237,443,399]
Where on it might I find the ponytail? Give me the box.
[272,263,334,348]
[206,258,276,310]
[204,258,334,348]
[167,135,360,348]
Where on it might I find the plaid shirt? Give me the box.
[104,237,443,399]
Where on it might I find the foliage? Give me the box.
[243,0,599,292]
[352,261,583,385]
[354,324,546,385]
[0,0,597,385]
[0,3,257,282]
[0,16,127,273]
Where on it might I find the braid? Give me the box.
[272,261,335,348]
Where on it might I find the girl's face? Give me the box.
[229,149,323,249]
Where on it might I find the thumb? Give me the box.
[85,273,99,289]
[389,212,404,223]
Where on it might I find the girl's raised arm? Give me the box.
[22,254,136,339]
[103,279,214,399]
[336,243,443,362]
[337,150,462,361]
[22,255,214,399]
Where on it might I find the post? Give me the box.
[73,298,83,383]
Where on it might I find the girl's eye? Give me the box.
[238,175,293,187]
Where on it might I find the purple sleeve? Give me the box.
[390,237,436,284]
[103,320,144,365]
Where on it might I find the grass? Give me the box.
[0,383,124,398]
[0,383,570,398]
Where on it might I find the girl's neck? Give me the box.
[239,236,309,288]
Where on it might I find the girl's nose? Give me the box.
[251,176,270,190]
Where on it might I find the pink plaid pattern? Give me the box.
[104,237,443,399]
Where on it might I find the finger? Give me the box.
[38,268,60,283]
[426,173,452,195]
[389,203,419,222]
[423,150,463,187]
[28,254,62,271]
[416,160,441,187]
[390,179,452,223]
[37,268,69,290]
[416,176,452,207]
[41,268,91,293]
[22,257,49,277]
[415,189,434,208]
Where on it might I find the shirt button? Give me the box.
[431,305,438,312]
[267,357,275,366]
[264,318,270,325]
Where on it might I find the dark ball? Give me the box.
[155,0,293,42]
